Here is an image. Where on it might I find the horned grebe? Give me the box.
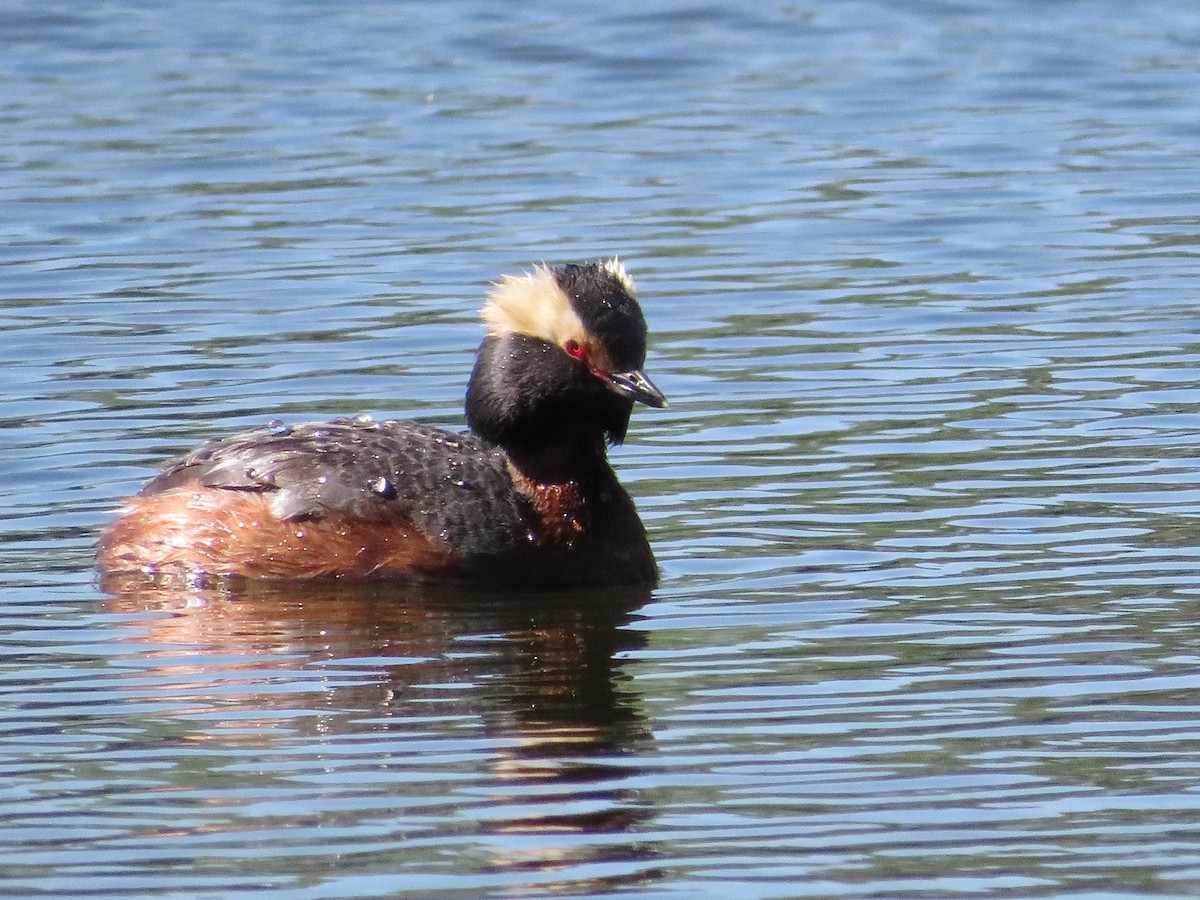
[97,259,666,588]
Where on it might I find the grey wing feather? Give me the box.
[141,417,530,554]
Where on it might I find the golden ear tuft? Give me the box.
[600,257,636,294]
[481,264,586,346]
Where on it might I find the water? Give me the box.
[5,1,1200,896]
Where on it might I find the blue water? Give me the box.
[6,1,1200,896]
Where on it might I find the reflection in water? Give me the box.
[100,574,660,889]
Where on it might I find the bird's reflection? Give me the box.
[100,571,660,888]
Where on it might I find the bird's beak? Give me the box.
[596,367,668,409]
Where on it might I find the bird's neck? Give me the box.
[503,436,644,558]
[501,431,615,487]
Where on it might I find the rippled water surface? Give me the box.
[6,1,1200,896]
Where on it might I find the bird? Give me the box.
[96,259,667,589]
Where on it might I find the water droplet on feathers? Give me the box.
[370,476,397,499]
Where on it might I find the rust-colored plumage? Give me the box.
[99,484,447,581]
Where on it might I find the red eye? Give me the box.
[564,339,586,361]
